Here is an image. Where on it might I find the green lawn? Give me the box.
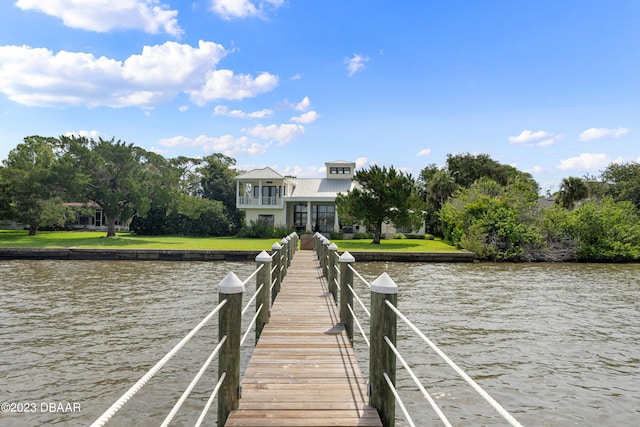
[0,230,460,252]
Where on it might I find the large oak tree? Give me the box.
[60,136,156,237]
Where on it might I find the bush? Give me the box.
[330,230,344,240]
[237,220,295,239]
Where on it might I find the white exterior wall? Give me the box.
[244,209,287,226]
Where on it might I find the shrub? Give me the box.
[237,220,295,239]
[330,230,344,240]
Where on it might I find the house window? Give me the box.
[330,167,350,175]
[312,205,334,233]
[294,204,307,230]
[260,186,279,205]
[258,215,274,226]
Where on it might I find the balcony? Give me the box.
[237,195,284,208]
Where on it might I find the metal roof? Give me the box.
[287,178,354,201]
[235,167,285,180]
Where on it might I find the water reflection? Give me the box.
[1,260,639,426]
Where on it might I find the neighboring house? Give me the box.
[0,202,129,231]
[63,202,130,231]
[235,160,422,237]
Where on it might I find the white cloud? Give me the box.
[508,130,557,147]
[157,134,269,156]
[188,69,279,105]
[15,0,183,37]
[529,165,544,173]
[291,111,318,124]
[578,127,629,141]
[246,123,305,145]
[210,0,284,20]
[417,148,432,157]
[178,105,189,112]
[355,157,369,169]
[123,41,226,85]
[556,153,614,171]
[293,96,311,112]
[213,105,273,118]
[0,41,276,108]
[345,54,369,77]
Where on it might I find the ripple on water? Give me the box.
[1,260,639,426]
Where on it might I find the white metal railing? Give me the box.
[237,195,283,206]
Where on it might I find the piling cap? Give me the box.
[271,241,282,250]
[280,237,288,245]
[218,272,245,294]
[286,235,292,241]
[328,242,338,250]
[339,251,356,263]
[370,272,398,294]
[322,239,331,246]
[255,250,272,262]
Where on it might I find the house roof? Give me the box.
[326,160,355,165]
[288,178,354,201]
[235,167,284,180]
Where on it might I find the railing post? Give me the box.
[271,241,282,301]
[217,272,244,427]
[314,232,321,257]
[286,235,293,266]
[327,242,339,303]
[280,237,289,278]
[339,251,355,342]
[322,239,330,278]
[369,273,398,427]
[255,250,272,341]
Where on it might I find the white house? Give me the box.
[235,160,425,237]
[234,160,356,233]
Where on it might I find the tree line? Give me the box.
[2,136,639,261]
[0,135,242,237]
[337,153,640,262]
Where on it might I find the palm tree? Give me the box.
[558,176,588,210]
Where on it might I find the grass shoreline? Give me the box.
[0,230,461,253]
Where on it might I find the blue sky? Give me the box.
[0,1,638,193]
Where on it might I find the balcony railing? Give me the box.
[237,196,284,207]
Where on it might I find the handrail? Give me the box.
[383,372,415,427]
[347,284,370,318]
[94,234,297,427]
[242,263,264,286]
[194,372,226,427]
[241,303,264,347]
[385,300,523,427]
[384,336,452,427]
[91,299,228,427]
[348,303,370,348]
[316,234,523,427]
[160,335,228,426]
[349,264,371,288]
[242,283,264,316]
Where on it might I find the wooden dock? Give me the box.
[225,249,382,426]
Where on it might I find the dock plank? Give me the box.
[225,250,382,427]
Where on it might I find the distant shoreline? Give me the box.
[0,247,476,262]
